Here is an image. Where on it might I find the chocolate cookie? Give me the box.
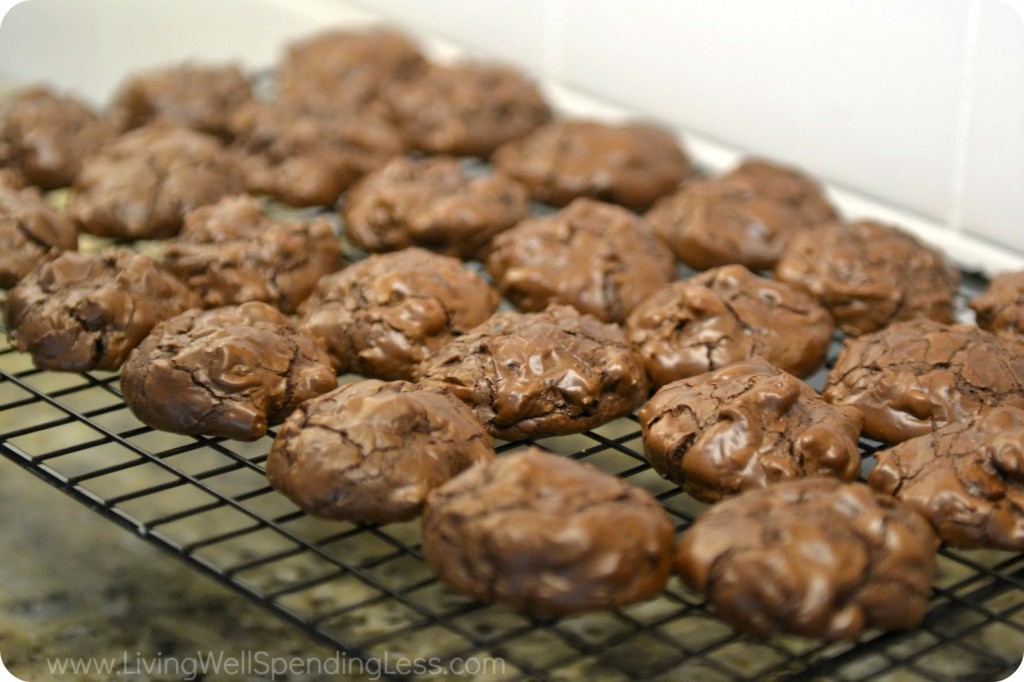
[267,379,495,524]
[824,319,1024,443]
[69,123,245,239]
[279,29,425,118]
[299,248,498,381]
[676,479,939,640]
[4,250,199,371]
[492,120,693,211]
[422,448,675,615]
[342,156,529,259]
[870,407,1024,550]
[0,180,78,288]
[108,63,253,137]
[774,220,959,336]
[121,302,337,441]
[487,198,675,323]
[0,87,115,189]
[162,195,342,313]
[971,270,1024,342]
[384,63,551,157]
[417,305,648,441]
[229,101,405,207]
[640,359,862,503]
[626,265,833,386]
[645,159,837,271]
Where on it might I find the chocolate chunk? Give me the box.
[417,305,648,440]
[422,447,675,615]
[646,159,837,271]
[230,101,405,207]
[640,359,862,503]
[870,407,1024,550]
[0,180,78,288]
[824,319,1024,443]
[342,156,529,259]
[0,87,115,189]
[267,379,495,524]
[4,250,199,371]
[487,198,676,323]
[384,63,551,157]
[626,265,834,386]
[971,270,1024,342]
[121,302,337,441]
[69,123,245,239]
[774,220,959,336]
[299,248,498,381]
[676,478,939,640]
[492,120,693,211]
[108,63,253,137]
[163,195,341,313]
[279,29,425,118]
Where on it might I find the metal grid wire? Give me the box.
[2,260,1024,680]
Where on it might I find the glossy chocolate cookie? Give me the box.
[971,270,1024,342]
[0,179,78,288]
[492,120,693,211]
[121,302,337,441]
[625,265,833,386]
[230,101,405,207]
[417,305,648,441]
[4,250,199,371]
[299,248,498,381]
[422,448,675,615]
[646,159,837,271]
[487,198,675,323]
[342,155,529,259]
[824,319,1024,443]
[163,195,342,313]
[267,379,495,524]
[384,63,551,157]
[640,359,862,503]
[676,479,939,640]
[774,220,959,336]
[0,87,115,189]
[69,123,245,239]
[870,406,1024,550]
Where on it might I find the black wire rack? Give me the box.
[2,249,1023,681]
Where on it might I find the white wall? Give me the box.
[1,0,1021,271]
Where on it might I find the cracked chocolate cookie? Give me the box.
[162,195,341,313]
[267,379,495,524]
[299,248,498,381]
[626,265,834,386]
[384,63,551,157]
[279,29,425,118]
[0,179,78,288]
[108,62,253,137]
[342,156,529,259]
[971,270,1024,342]
[492,120,693,211]
[645,159,837,271]
[487,198,675,324]
[121,302,337,441]
[640,359,862,503]
[4,250,199,371]
[824,319,1024,443]
[0,87,115,189]
[422,447,675,615]
[774,220,959,336]
[870,407,1024,550]
[229,101,405,207]
[676,478,939,640]
[417,305,648,441]
[69,123,245,240]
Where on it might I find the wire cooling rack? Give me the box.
[2,252,1023,680]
